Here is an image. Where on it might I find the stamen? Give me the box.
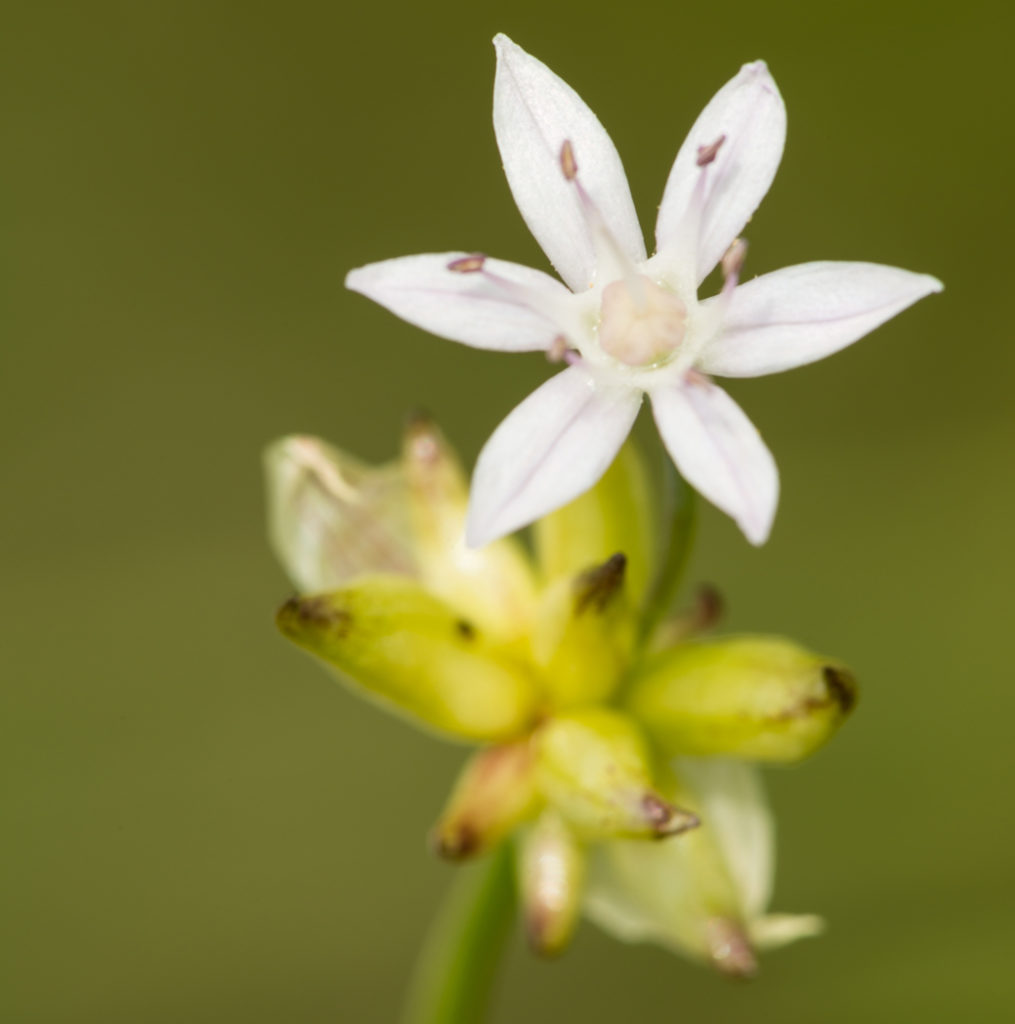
[696,134,726,167]
[557,138,641,292]
[546,334,568,363]
[721,238,748,292]
[447,253,579,343]
[447,254,487,274]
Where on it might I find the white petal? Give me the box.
[698,261,944,377]
[750,913,825,950]
[345,253,573,352]
[264,436,416,593]
[675,759,774,919]
[493,34,645,293]
[466,365,642,547]
[650,378,777,545]
[655,62,786,285]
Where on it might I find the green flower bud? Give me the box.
[533,440,655,608]
[626,636,858,761]
[431,742,539,860]
[533,708,698,840]
[276,575,539,742]
[403,414,537,640]
[530,554,636,708]
[518,811,585,956]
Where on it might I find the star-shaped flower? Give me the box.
[347,34,941,546]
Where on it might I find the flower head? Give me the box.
[346,35,942,546]
[266,421,856,970]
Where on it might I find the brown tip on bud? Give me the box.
[276,595,352,636]
[546,334,568,363]
[404,407,435,433]
[560,140,578,181]
[573,552,627,615]
[823,665,858,714]
[693,583,724,632]
[525,908,567,958]
[696,134,726,167]
[430,823,482,861]
[404,409,444,465]
[641,793,700,837]
[447,253,486,273]
[706,918,758,979]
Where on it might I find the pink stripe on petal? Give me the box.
[698,261,944,378]
[650,378,778,545]
[466,366,642,547]
[493,34,646,293]
[345,253,573,352]
[655,62,786,286]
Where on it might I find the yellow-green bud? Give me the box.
[276,575,539,742]
[626,636,857,761]
[530,554,636,708]
[533,708,698,840]
[402,413,538,641]
[430,741,539,860]
[533,441,655,608]
[518,811,585,956]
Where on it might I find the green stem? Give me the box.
[638,454,698,645]
[401,842,516,1024]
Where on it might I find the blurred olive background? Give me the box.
[3,1,1013,1021]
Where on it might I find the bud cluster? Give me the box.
[266,418,856,973]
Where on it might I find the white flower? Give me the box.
[347,34,942,547]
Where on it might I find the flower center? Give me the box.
[597,276,687,367]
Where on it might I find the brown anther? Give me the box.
[721,238,748,282]
[546,334,568,363]
[560,140,578,181]
[696,134,727,167]
[447,253,486,273]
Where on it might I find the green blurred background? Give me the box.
[3,1,1013,1020]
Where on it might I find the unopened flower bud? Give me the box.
[626,636,858,761]
[518,811,585,956]
[530,554,635,707]
[276,576,539,742]
[403,413,537,640]
[431,741,539,860]
[534,708,698,840]
[533,441,655,608]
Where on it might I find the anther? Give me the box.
[696,134,726,167]
[721,238,748,283]
[559,140,578,181]
[547,334,568,363]
[447,254,486,274]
